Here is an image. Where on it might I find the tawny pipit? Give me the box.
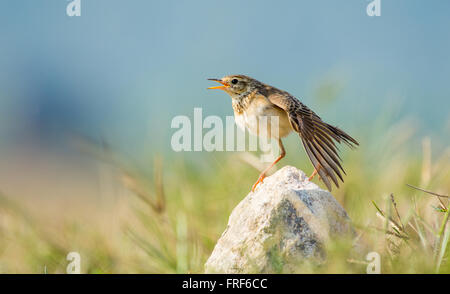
[208,75,359,192]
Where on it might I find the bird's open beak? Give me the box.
[207,78,230,90]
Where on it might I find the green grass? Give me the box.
[0,116,449,274]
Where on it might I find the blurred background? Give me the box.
[0,0,449,273]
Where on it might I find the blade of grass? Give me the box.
[436,225,450,273]
[406,184,449,211]
[435,205,450,272]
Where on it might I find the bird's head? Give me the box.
[207,75,259,97]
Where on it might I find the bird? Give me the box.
[207,75,359,192]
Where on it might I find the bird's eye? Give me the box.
[231,79,238,85]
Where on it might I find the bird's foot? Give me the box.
[251,174,266,192]
[308,168,318,181]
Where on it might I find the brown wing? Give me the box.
[266,89,359,191]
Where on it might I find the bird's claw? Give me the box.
[308,167,320,182]
[251,175,266,192]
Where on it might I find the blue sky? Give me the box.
[0,0,449,155]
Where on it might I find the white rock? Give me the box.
[204,166,353,273]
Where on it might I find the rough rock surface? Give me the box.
[204,166,353,274]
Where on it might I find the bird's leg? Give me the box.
[308,165,321,181]
[252,139,286,192]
